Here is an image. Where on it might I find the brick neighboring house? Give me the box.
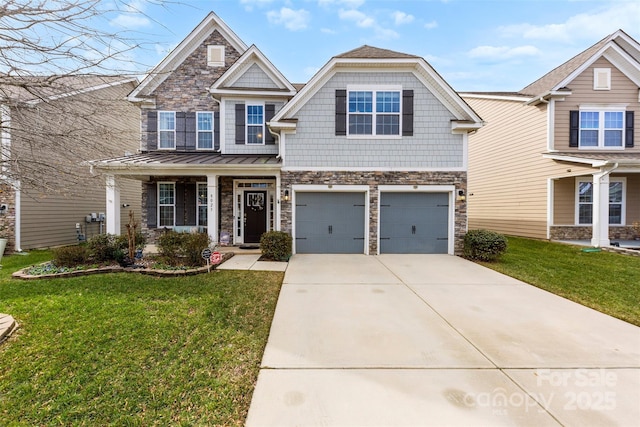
[0,76,141,252]
[91,12,482,255]
[462,30,640,247]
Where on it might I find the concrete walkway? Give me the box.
[216,254,287,272]
[246,254,640,426]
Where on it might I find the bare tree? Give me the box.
[0,0,170,194]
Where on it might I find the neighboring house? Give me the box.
[91,12,482,255]
[0,76,141,252]
[462,30,640,247]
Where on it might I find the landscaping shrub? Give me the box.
[53,245,89,267]
[463,229,508,262]
[260,231,292,261]
[87,234,117,262]
[114,231,147,251]
[157,230,210,267]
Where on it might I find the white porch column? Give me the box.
[207,174,219,244]
[105,174,121,235]
[591,172,610,247]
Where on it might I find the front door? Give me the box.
[244,191,267,243]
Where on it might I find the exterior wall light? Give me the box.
[283,190,290,202]
[457,189,466,202]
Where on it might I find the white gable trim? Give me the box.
[210,45,296,97]
[271,56,482,129]
[554,41,640,90]
[128,12,248,102]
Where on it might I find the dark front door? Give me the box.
[244,191,267,243]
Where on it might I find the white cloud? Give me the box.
[468,45,541,60]
[109,0,151,28]
[338,9,375,28]
[392,11,414,25]
[321,28,337,34]
[267,7,311,31]
[240,0,275,12]
[424,20,438,30]
[318,0,366,8]
[499,1,640,43]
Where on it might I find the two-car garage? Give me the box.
[294,187,453,254]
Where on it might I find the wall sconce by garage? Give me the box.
[122,203,130,208]
[283,190,290,202]
[457,190,466,202]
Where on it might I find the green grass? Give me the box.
[0,250,283,426]
[478,237,640,327]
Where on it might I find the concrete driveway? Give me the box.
[246,254,640,426]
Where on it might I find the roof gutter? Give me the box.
[525,90,571,106]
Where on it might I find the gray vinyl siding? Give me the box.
[223,99,283,155]
[284,72,463,169]
[232,64,279,89]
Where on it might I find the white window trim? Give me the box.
[158,111,176,150]
[158,182,176,227]
[196,111,214,150]
[246,103,265,145]
[578,105,627,150]
[593,68,611,90]
[197,182,208,228]
[346,85,402,139]
[575,177,626,225]
[207,45,225,67]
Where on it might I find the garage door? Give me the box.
[295,192,366,253]
[380,192,449,254]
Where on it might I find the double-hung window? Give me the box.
[197,183,208,228]
[579,109,624,148]
[158,111,176,149]
[348,88,400,136]
[158,182,175,227]
[246,104,264,144]
[576,178,625,225]
[197,112,214,149]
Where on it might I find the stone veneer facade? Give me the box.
[550,225,640,241]
[280,171,467,255]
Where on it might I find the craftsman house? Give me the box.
[0,76,141,252]
[91,12,482,254]
[462,30,639,247]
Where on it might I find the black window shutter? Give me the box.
[185,183,196,225]
[147,111,158,150]
[185,112,196,150]
[265,104,276,145]
[146,182,157,228]
[402,90,414,136]
[175,112,186,150]
[214,112,220,151]
[335,89,347,136]
[625,111,634,148]
[235,103,245,144]
[175,182,185,225]
[569,110,579,148]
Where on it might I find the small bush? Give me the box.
[157,230,210,267]
[114,231,147,251]
[87,234,117,262]
[463,229,508,262]
[260,231,292,261]
[53,245,89,267]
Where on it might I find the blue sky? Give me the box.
[109,0,640,92]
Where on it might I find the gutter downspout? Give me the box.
[591,162,619,248]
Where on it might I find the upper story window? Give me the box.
[579,110,624,148]
[158,111,176,149]
[570,106,633,150]
[197,112,213,149]
[348,88,401,136]
[247,104,264,145]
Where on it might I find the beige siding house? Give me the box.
[463,30,640,247]
[0,76,141,251]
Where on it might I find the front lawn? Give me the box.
[0,251,283,426]
[478,237,640,327]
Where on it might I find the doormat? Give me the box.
[239,245,260,250]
